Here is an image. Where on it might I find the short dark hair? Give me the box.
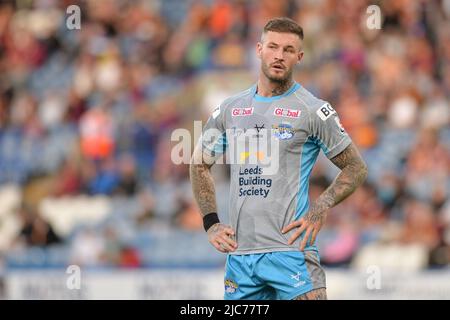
[263,17,304,40]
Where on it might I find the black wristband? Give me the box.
[203,212,220,232]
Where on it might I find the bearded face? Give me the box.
[257,31,303,84]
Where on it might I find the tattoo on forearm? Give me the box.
[190,161,217,217]
[306,143,368,222]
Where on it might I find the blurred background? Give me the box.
[0,0,449,299]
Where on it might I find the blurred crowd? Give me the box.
[0,0,449,270]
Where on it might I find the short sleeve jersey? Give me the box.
[201,82,352,254]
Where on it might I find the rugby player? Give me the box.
[190,17,368,300]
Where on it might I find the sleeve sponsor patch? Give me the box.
[316,103,336,121]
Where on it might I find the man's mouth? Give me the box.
[271,64,285,70]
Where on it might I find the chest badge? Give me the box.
[272,123,295,140]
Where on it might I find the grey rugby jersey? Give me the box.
[201,82,352,255]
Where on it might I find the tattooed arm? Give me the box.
[282,143,368,250]
[190,143,237,253]
[189,143,217,216]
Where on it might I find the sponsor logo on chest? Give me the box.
[231,107,254,116]
[273,107,301,118]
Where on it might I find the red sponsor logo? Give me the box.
[232,107,254,116]
[273,107,301,118]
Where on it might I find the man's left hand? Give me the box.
[281,209,327,251]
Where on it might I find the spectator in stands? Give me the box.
[0,0,448,269]
[15,206,61,247]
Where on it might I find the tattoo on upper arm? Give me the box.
[330,143,366,171]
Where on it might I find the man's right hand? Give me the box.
[207,223,238,253]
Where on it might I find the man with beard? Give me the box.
[190,17,368,300]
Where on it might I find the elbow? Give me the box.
[359,161,369,184]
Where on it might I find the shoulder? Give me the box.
[290,86,327,112]
[208,87,253,122]
[219,87,254,111]
[291,86,335,121]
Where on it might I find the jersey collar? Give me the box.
[252,82,300,102]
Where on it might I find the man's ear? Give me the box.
[256,42,263,59]
[297,51,304,63]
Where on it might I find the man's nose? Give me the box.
[274,48,284,60]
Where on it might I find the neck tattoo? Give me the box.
[271,80,293,96]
